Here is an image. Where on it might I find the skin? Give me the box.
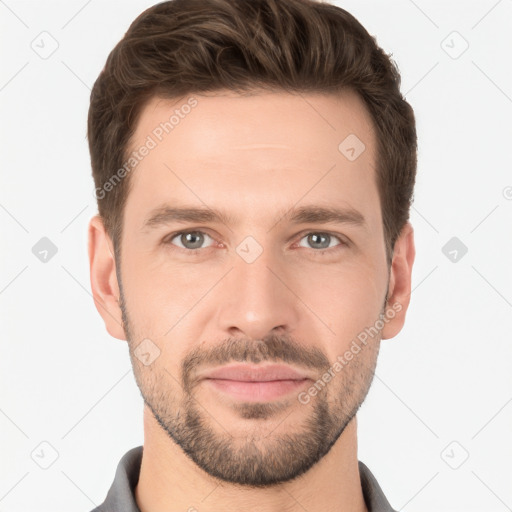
[88,89,415,512]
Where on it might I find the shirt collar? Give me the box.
[92,446,397,512]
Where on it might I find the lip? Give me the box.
[204,379,309,402]
[199,363,311,382]
[199,363,312,402]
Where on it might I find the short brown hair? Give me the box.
[88,0,417,267]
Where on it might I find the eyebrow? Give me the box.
[141,204,367,232]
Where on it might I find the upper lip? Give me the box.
[199,363,312,382]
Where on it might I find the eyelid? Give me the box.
[163,229,217,249]
[163,228,349,252]
[293,229,349,246]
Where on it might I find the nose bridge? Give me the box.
[217,240,299,339]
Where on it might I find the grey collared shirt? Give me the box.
[90,446,397,512]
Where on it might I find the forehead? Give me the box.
[131,89,376,160]
[123,89,380,233]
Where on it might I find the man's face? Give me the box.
[92,90,413,487]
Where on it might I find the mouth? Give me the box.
[199,363,312,402]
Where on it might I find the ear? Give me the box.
[88,214,126,340]
[381,221,416,340]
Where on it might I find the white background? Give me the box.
[1,1,511,511]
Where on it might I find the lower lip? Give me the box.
[204,378,309,402]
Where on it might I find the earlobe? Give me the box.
[381,222,416,340]
[88,215,127,340]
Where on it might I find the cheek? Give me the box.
[122,250,216,339]
[120,251,169,337]
[296,263,385,343]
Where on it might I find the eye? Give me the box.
[297,232,347,252]
[165,230,215,250]
[162,229,348,255]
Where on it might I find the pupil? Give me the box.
[311,233,328,249]
[184,232,202,249]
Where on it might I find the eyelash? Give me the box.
[162,229,349,256]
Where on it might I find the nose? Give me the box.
[216,247,301,341]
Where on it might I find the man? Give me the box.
[87,0,417,510]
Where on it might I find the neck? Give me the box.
[135,406,368,512]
